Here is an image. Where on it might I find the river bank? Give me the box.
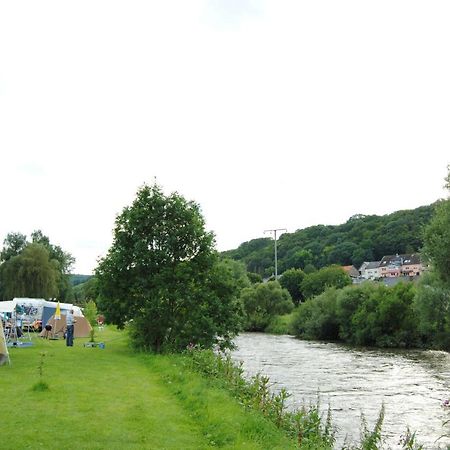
[0,328,296,449]
[232,332,450,449]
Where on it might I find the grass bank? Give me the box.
[0,327,296,450]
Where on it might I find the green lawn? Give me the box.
[0,328,296,450]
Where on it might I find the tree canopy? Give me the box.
[422,166,450,284]
[0,230,74,300]
[96,184,244,352]
[222,204,435,276]
[241,281,294,331]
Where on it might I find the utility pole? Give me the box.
[264,228,287,280]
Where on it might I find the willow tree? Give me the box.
[96,184,243,352]
[1,243,59,299]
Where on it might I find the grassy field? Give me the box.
[0,327,297,450]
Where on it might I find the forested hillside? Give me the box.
[222,204,436,277]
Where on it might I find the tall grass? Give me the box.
[185,347,424,450]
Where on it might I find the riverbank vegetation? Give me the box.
[2,327,425,449]
[95,184,245,353]
[1,328,300,449]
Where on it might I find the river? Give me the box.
[231,333,450,449]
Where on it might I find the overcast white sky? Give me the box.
[1,1,449,274]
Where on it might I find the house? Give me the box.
[379,254,424,278]
[359,261,381,280]
[342,265,360,278]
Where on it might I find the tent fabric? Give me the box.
[40,314,92,338]
[42,306,70,329]
[0,320,9,365]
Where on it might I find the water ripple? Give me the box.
[231,333,450,449]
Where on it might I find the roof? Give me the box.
[342,265,359,277]
[365,261,380,270]
[379,254,421,267]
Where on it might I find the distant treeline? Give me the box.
[70,274,92,287]
[222,204,435,277]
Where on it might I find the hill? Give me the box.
[69,274,92,286]
[222,203,436,277]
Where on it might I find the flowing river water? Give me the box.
[231,333,450,449]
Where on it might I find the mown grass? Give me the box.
[0,327,296,450]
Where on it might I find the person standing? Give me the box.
[66,309,76,347]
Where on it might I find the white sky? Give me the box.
[1,1,449,274]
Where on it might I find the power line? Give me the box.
[264,228,287,280]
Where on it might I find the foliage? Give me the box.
[32,351,49,391]
[292,282,419,348]
[265,312,295,335]
[292,288,340,341]
[72,276,99,306]
[240,281,294,331]
[414,272,450,350]
[187,347,335,449]
[4,327,299,449]
[422,168,450,284]
[279,268,306,305]
[70,274,92,286]
[248,271,263,284]
[301,266,352,300]
[414,166,450,350]
[0,232,27,261]
[0,230,74,300]
[222,204,435,275]
[96,183,243,352]
[84,300,98,342]
[1,244,60,299]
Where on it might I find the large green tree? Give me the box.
[422,166,450,284]
[301,265,352,300]
[414,166,450,348]
[279,268,305,305]
[96,184,243,352]
[0,232,27,262]
[0,230,74,300]
[1,243,59,299]
[240,281,294,331]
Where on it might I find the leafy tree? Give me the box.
[279,268,305,305]
[336,284,371,341]
[0,232,28,262]
[96,184,243,352]
[72,276,99,306]
[84,300,98,342]
[303,264,317,274]
[422,173,450,284]
[0,230,75,300]
[293,282,418,347]
[291,288,340,341]
[240,281,294,331]
[414,268,450,349]
[1,243,59,299]
[301,265,351,300]
[247,272,263,284]
[218,258,251,291]
[31,230,75,300]
[223,204,435,275]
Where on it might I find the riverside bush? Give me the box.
[185,348,425,449]
[292,283,419,348]
[186,347,335,449]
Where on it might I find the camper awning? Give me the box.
[0,301,14,313]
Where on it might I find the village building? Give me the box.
[378,253,425,278]
[358,261,382,280]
